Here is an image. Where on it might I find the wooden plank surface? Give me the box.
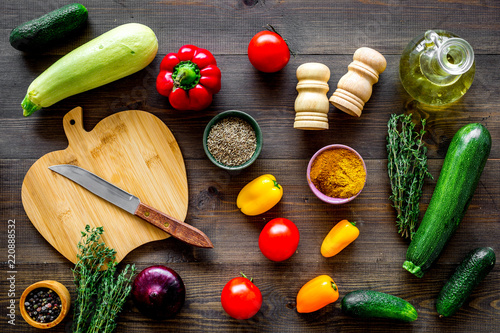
[1,0,499,332]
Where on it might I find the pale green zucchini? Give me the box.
[22,23,158,116]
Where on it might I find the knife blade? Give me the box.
[49,164,213,248]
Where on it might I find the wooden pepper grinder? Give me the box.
[294,63,331,130]
[329,47,386,117]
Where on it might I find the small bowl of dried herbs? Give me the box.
[203,110,262,171]
[307,144,367,204]
[20,280,71,329]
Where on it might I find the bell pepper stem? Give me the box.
[174,67,195,86]
[173,61,201,90]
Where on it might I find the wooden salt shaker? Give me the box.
[294,63,331,130]
[329,47,386,117]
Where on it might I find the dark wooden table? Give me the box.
[1,1,499,332]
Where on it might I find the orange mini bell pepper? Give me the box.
[237,174,283,216]
[321,219,359,258]
[296,275,339,313]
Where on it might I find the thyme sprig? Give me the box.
[386,113,433,240]
[88,264,136,333]
[72,225,135,333]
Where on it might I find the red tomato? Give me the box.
[248,30,290,73]
[259,218,300,261]
[221,274,263,319]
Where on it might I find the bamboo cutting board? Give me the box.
[21,107,189,263]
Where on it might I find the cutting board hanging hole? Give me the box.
[62,107,89,148]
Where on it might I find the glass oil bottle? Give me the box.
[400,30,475,106]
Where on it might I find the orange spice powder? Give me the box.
[310,148,366,198]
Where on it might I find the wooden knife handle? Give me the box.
[135,202,213,248]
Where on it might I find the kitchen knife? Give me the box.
[49,164,213,248]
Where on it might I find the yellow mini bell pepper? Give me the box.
[296,275,339,313]
[321,219,359,258]
[237,174,283,216]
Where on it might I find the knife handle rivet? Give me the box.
[144,211,150,217]
[163,222,169,228]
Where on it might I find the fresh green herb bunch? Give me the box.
[88,264,136,333]
[386,113,433,240]
[72,225,136,333]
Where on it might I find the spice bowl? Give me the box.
[203,110,263,171]
[20,280,71,329]
[307,144,367,204]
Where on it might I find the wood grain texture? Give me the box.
[294,62,331,129]
[21,107,189,263]
[2,54,500,160]
[135,202,213,248]
[1,0,499,332]
[329,47,387,117]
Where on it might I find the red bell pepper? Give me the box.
[156,45,221,111]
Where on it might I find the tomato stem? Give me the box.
[240,272,253,283]
[265,24,296,57]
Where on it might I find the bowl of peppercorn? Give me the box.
[203,110,263,171]
[307,144,367,204]
[20,280,71,329]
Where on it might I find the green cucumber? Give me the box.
[341,290,418,322]
[10,3,88,52]
[21,23,158,116]
[404,123,491,278]
[436,247,495,317]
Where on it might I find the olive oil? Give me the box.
[400,30,475,106]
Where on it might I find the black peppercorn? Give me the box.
[24,288,62,323]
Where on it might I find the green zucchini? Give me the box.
[403,123,491,278]
[436,247,495,317]
[10,3,88,52]
[341,290,418,322]
[21,23,158,116]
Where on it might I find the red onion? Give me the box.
[131,265,185,320]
